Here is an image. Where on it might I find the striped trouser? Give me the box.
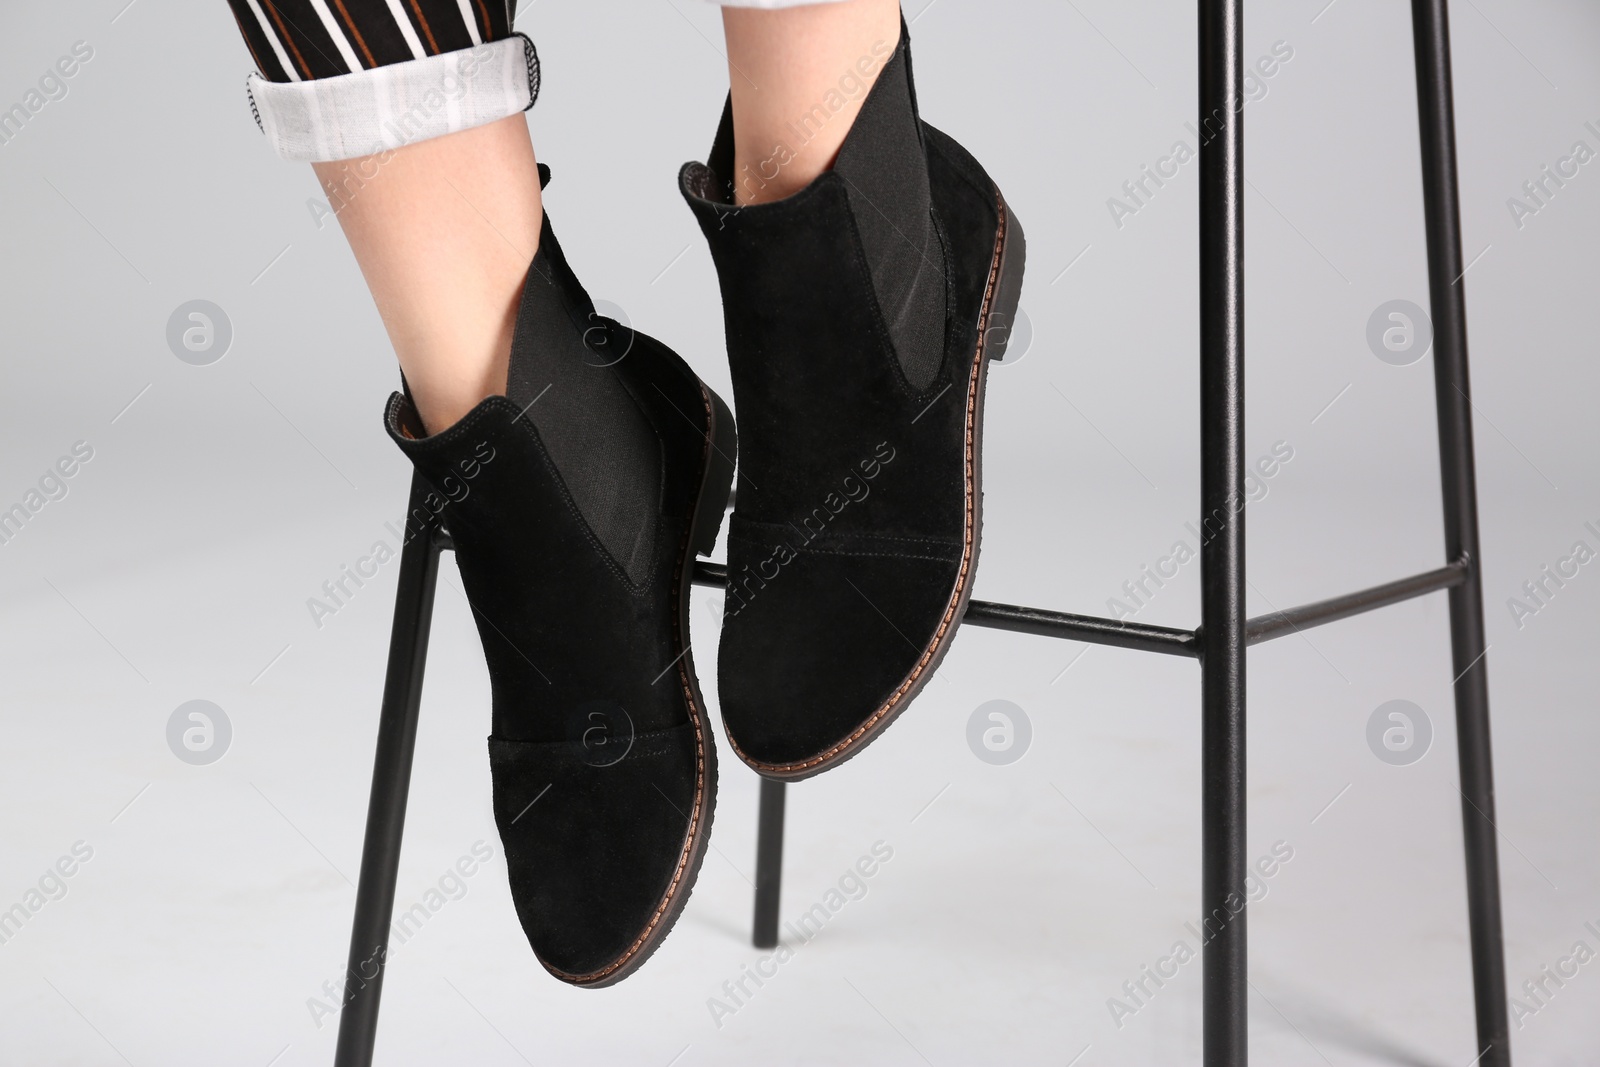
[228,0,851,163]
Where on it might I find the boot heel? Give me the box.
[984,193,1028,363]
[691,386,738,558]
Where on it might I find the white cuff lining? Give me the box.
[247,35,538,163]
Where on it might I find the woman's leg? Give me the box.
[721,0,902,204]
[225,0,541,434]
[312,120,541,434]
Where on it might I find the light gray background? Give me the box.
[1,0,1597,1064]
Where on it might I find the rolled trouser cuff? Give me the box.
[246,35,539,163]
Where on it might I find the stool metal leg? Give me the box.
[1198,0,1248,1063]
[334,473,444,1067]
[1410,2,1512,1063]
[752,779,787,949]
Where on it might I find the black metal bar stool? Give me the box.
[331,1,1510,1062]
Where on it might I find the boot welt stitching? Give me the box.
[789,547,963,565]
[730,523,964,553]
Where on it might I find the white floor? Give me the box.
[1,464,1595,1066]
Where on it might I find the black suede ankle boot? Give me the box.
[680,19,1024,780]
[385,173,736,985]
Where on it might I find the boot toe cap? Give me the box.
[488,724,707,983]
[717,529,965,773]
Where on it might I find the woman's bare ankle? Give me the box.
[312,115,543,435]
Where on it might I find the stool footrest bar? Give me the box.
[1244,560,1467,646]
[693,559,1469,659]
[962,599,1198,656]
[691,560,1198,657]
